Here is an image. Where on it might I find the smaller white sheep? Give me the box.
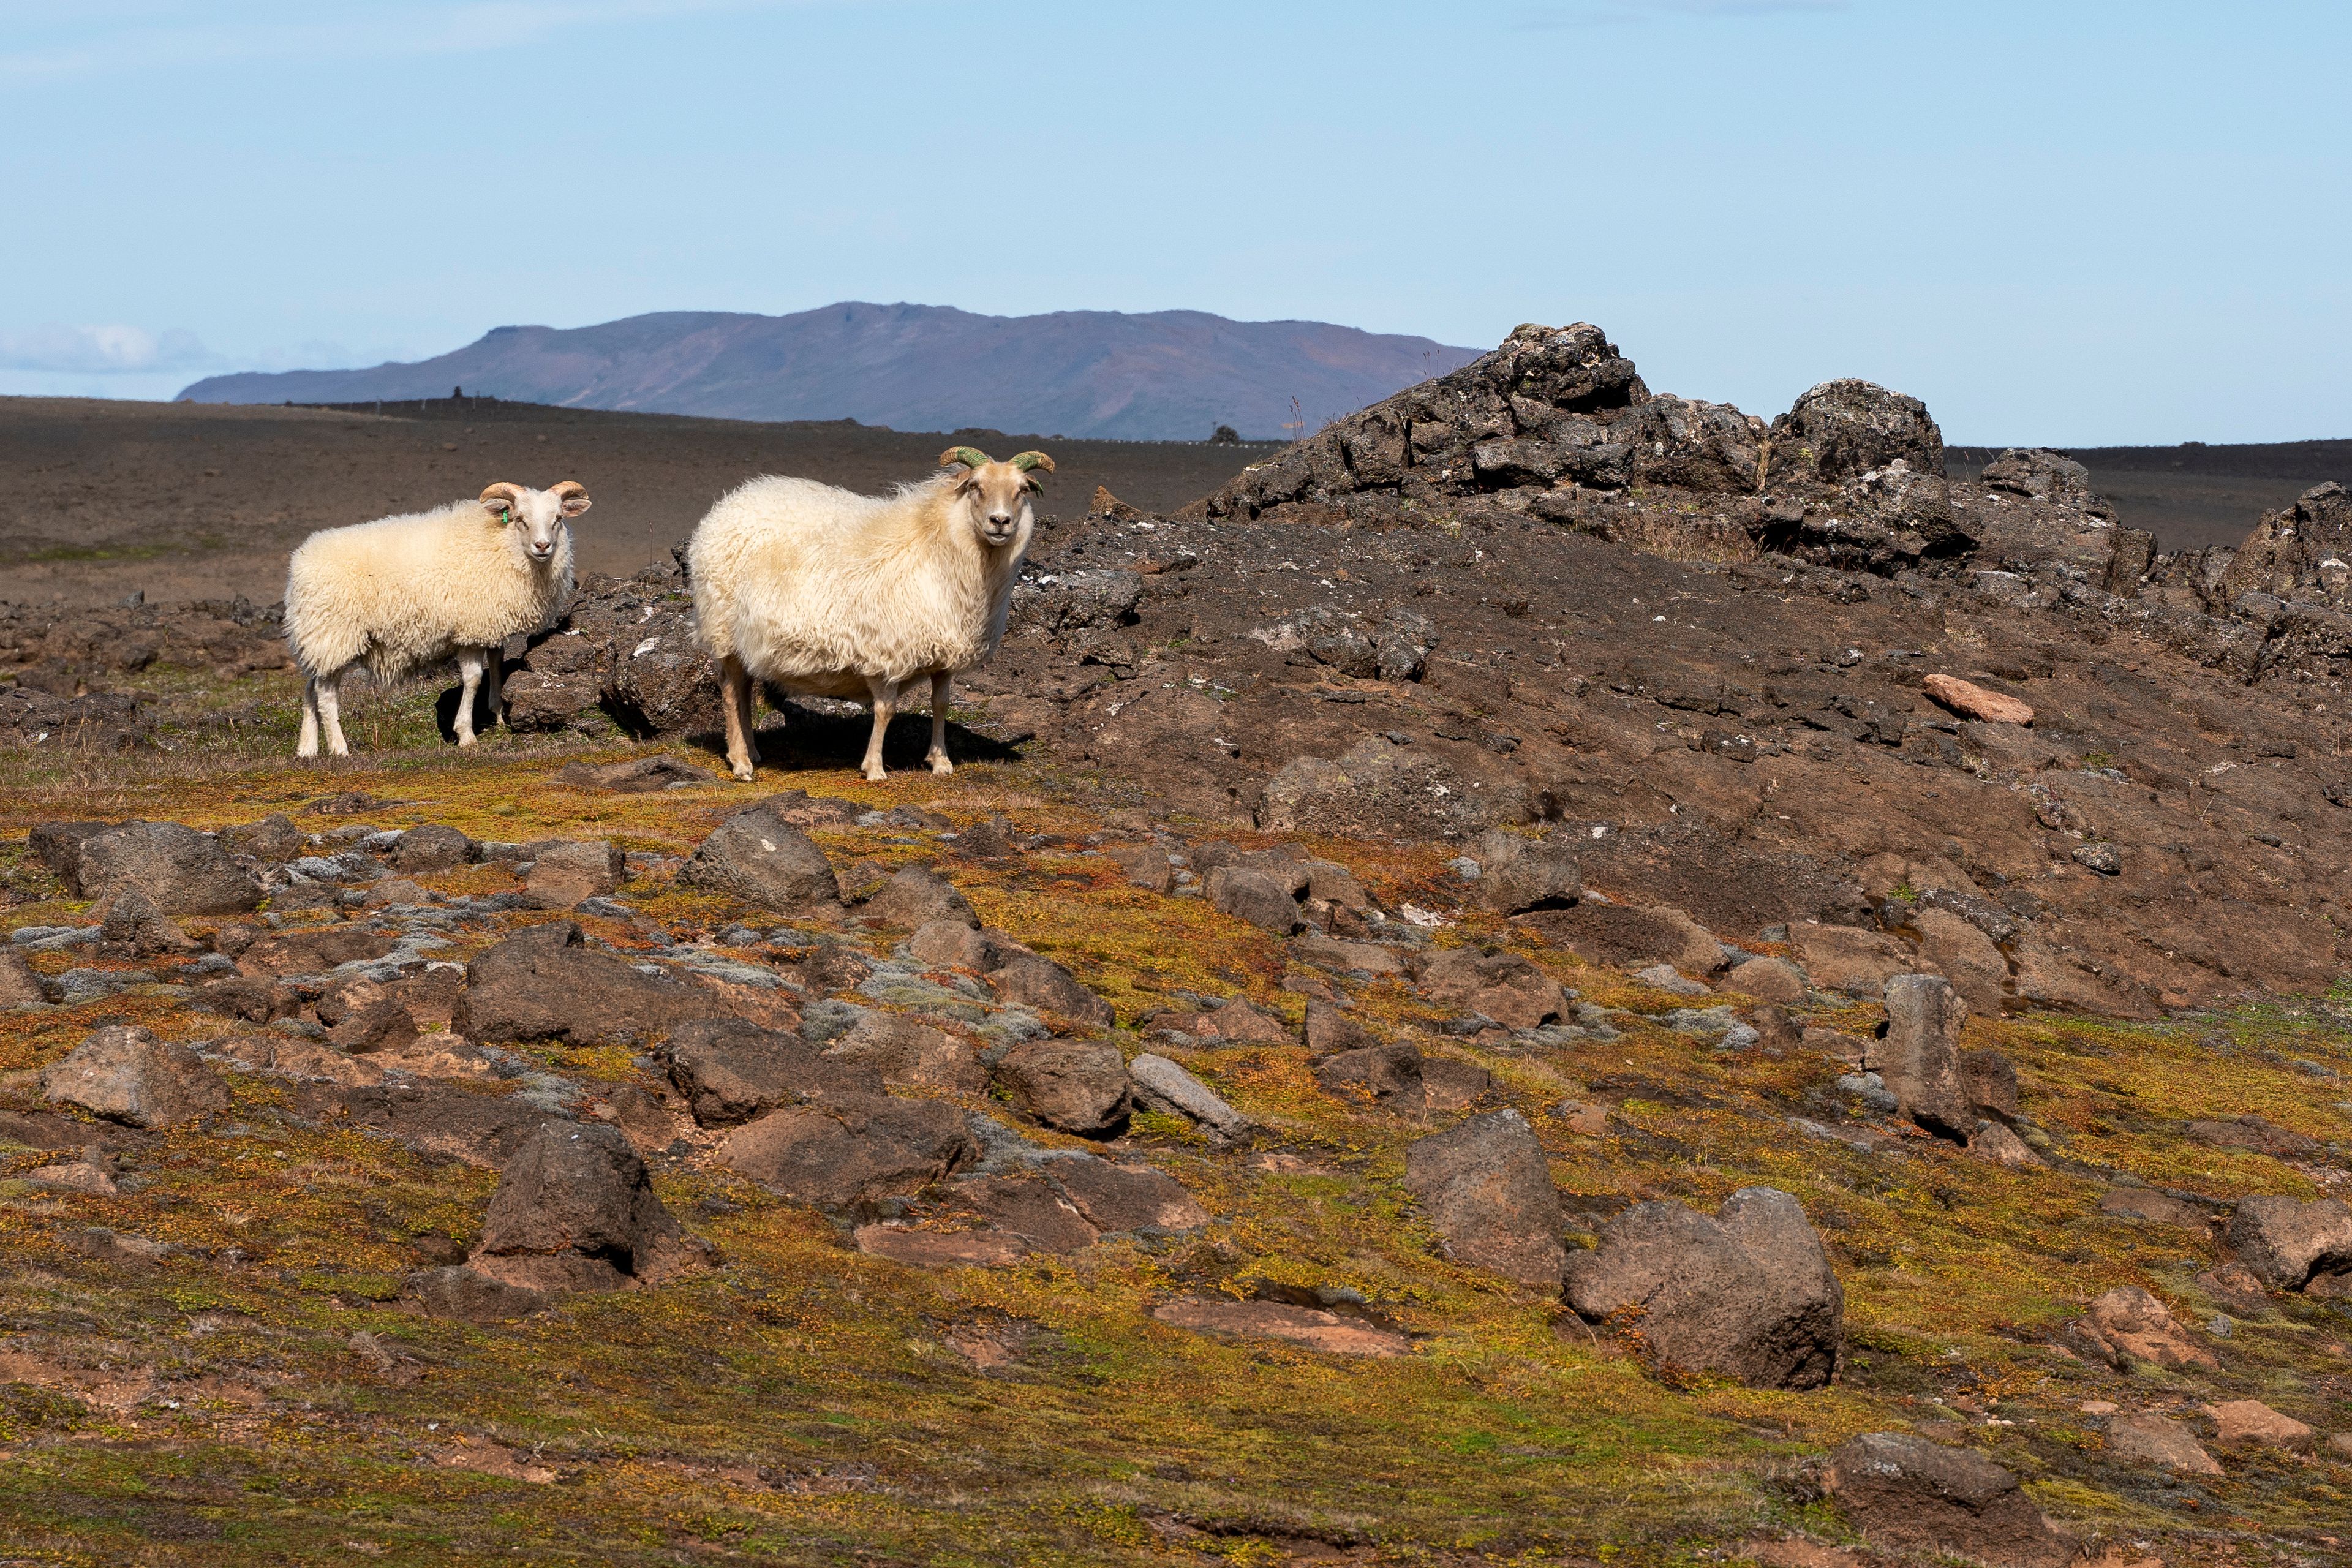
[282,480,590,758]
[688,447,1051,781]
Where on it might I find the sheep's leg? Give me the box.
[316,669,350,758]
[926,672,954,775]
[296,676,322,759]
[719,655,761,781]
[860,675,897,783]
[454,650,485,747]
[483,646,507,728]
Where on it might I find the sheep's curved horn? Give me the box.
[939,446,993,471]
[548,481,587,500]
[1008,451,1055,474]
[480,482,526,505]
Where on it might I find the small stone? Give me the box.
[2203,1398,2315,1452]
[1403,1109,1565,1287]
[1723,956,1807,1005]
[1823,1433,2078,1568]
[1923,673,2034,726]
[40,1025,228,1129]
[2070,842,2122,876]
[1468,829,1580,913]
[1878,974,1973,1140]
[1205,865,1303,934]
[2228,1194,2352,1291]
[1313,1042,1425,1107]
[1633,963,1710,997]
[2065,1286,2217,1370]
[2106,1412,2222,1476]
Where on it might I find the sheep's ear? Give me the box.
[479,481,526,521]
[549,480,591,518]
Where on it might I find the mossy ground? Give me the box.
[0,663,2345,1565]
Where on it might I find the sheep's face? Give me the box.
[958,464,1036,551]
[941,451,1052,553]
[481,481,589,565]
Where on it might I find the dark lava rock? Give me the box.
[1563,1186,1844,1390]
[29,820,108,889]
[455,921,793,1047]
[1401,1108,1565,1287]
[1303,998,1376,1057]
[76,820,260,914]
[659,1017,878,1127]
[1825,1432,2078,1568]
[1469,829,1580,914]
[2228,1194,2352,1292]
[1412,948,1564,1031]
[1050,1156,1210,1234]
[995,1039,1131,1136]
[219,813,304,863]
[1207,865,1303,934]
[1770,379,1945,482]
[989,953,1114,1029]
[823,1012,987,1093]
[390,823,480,874]
[475,1121,685,1283]
[601,606,720,739]
[862,867,978,930]
[1313,1042,1425,1108]
[40,1026,227,1130]
[550,754,708,793]
[2221,481,2352,609]
[521,839,624,910]
[1959,1047,2020,1119]
[97,885,197,958]
[717,1098,977,1210]
[236,925,399,977]
[679,804,842,913]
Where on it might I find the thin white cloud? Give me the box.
[0,323,218,374]
[0,1,831,81]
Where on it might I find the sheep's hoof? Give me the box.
[928,756,954,775]
[456,734,476,748]
[862,766,888,783]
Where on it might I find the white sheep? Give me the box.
[688,446,1052,782]
[282,480,590,758]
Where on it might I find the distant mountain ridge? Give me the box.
[176,303,1482,442]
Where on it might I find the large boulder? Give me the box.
[469,1121,689,1292]
[995,1039,1131,1136]
[1563,1187,1843,1389]
[1401,1109,1565,1287]
[679,804,842,912]
[454,921,793,1046]
[1825,1433,2078,1568]
[660,1018,879,1126]
[1469,829,1580,914]
[988,952,1114,1028]
[74,820,260,914]
[2219,481,2352,609]
[2227,1194,2352,1292]
[717,1098,977,1210]
[29,820,110,889]
[1313,1041,1425,1107]
[600,605,720,738]
[1205,865,1304,935]
[1127,1054,1249,1139]
[1877,974,1973,1141]
[823,1013,987,1093]
[1412,948,1564,1031]
[1770,379,1945,482]
[40,1025,227,1129]
[390,823,480,874]
[862,867,978,929]
[1981,448,2112,518]
[521,839,623,910]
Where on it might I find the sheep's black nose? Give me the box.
[989,513,1012,527]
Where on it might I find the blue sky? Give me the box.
[2,0,2344,444]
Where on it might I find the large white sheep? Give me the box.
[688,446,1052,782]
[282,480,590,758]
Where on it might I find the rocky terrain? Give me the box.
[0,325,2348,1564]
